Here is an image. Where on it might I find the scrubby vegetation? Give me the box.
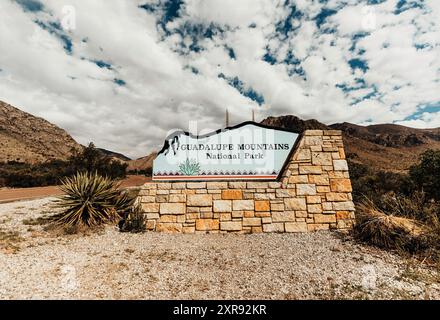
[52,172,135,230]
[350,149,440,264]
[0,143,128,188]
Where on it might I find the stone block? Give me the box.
[288,175,309,183]
[232,200,254,211]
[187,194,212,206]
[196,219,219,231]
[247,182,269,189]
[228,182,247,189]
[312,152,333,166]
[272,211,296,222]
[333,160,349,171]
[314,214,337,223]
[308,175,330,185]
[187,182,206,189]
[306,196,321,204]
[296,184,317,195]
[156,223,182,233]
[222,190,243,200]
[213,200,232,212]
[263,223,284,233]
[243,217,261,227]
[220,221,242,231]
[285,222,308,233]
[255,200,270,211]
[307,204,322,213]
[330,179,352,192]
[207,182,228,189]
[326,193,349,201]
[142,203,160,213]
[160,203,185,214]
[299,166,322,174]
[169,194,186,202]
[284,198,307,210]
[275,189,296,198]
[333,201,355,211]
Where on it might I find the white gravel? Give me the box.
[0,197,439,300]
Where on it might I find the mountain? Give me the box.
[0,100,132,164]
[261,115,440,172]
[127,152,157,172]
[0,100,82,163]
[97,148,131,162]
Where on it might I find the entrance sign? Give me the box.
[153,122,299,181]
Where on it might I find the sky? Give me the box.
[0,0,439,159]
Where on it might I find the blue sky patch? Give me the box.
[93,60,113,70]
[15,0,43,12]
[219,73,265,106]
[34,20,73,54]
[114,78,126,86]
[394,0,424,14]
[348,58,369,72]
[315,8,337,28]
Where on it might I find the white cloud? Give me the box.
[0,0,439,158]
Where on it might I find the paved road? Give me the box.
[0,175,151,203]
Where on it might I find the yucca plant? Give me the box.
[52,171,135,229]
[119,203,146,233]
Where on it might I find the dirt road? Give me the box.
[0,175,151,203]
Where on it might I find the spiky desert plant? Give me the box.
[179,158,201,175]
[119,203,146,233]
[52,171,135,228]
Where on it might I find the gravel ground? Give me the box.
[0,198,439,300]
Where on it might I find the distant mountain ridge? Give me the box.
[261,115,440,171]
[0,100,131,164]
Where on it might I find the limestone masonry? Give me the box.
[138,130,355,233]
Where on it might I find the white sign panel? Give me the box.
[153,122,299,181]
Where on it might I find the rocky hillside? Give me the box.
[262,115,440,172]
[127,152,157,172]
[0,101,82,163]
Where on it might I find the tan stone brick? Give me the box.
[262,217,272,224]
[336,211,352,220]
[308,175,330,185]
[285,222,308,233]
[142,183,157,190]
[169,194,186,202]
[317,186,331,193]
[275,189,296,198]
[243,192,254,199]
[254,193,272,200]
[307,204,322,213]
[172,182,186,189]
[220,213,232,221]
[187,182,206,189]
[310,145,322,152]
[255,211,271,217]
[146,213,159,219]
[156,223,182,233]
[159,203,185,214]
[314,214,337,223]
[142,203,160,213]
[326,130,342,136]
[213,200,232,212]
[156,190,170,195]
[232,200,254,211]
[304,130,323,136]
[244,211,255,218]
[333,201,355,211]
[333,159,349,171]
[338,147,346,159]
[247,182,269,189]
[307,196,321,204]
[243,217,261,226]
[307,223,330,231]
[146,220,156,230]
[272,211,296,222]
[296,211,308,218]
[284,198,307,210]
[186,212,199,220]
[141,195,156,203]
[299,166,323,175]
[263,223,284,233]
[295,149,311,160]
[200,212,213,219]
[207,182,228,189]
[187,194,212,206]
[296,184,317,195]
[330,179,352,192]
[322,202,333,211]
[222,190,243,200]
[157,183,171,189]
[228,181,247,189]
[156,195,168,203]
[182,226,195,233]
[288,175,309,184]
[268,182,282,188]
[232,211,243,218]
[255,200,270,211]
[208,189,222,194]
[304,136,323,146]
[252,226,263,233]
[312,152,333,166]
[196,219,219,230]
[270,202,285,211]
[220,221,242,231]
[326,192,349,201]
[159,215,177,223]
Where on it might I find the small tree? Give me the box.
[409,149,440,201]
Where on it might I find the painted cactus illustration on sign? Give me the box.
[179,158,201,176]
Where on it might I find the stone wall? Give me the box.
[138,130,355,233]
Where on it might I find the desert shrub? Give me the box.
[0,143,128,188]
[51,172,135,229]
[68,142,128,179]
[118,203,146,233]
[353,199,433,253]
[409,149,440,201]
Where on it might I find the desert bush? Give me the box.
[353,199,432,253]
[409,149,440,201]
[118,203,146,233]
[52,172,135,229]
